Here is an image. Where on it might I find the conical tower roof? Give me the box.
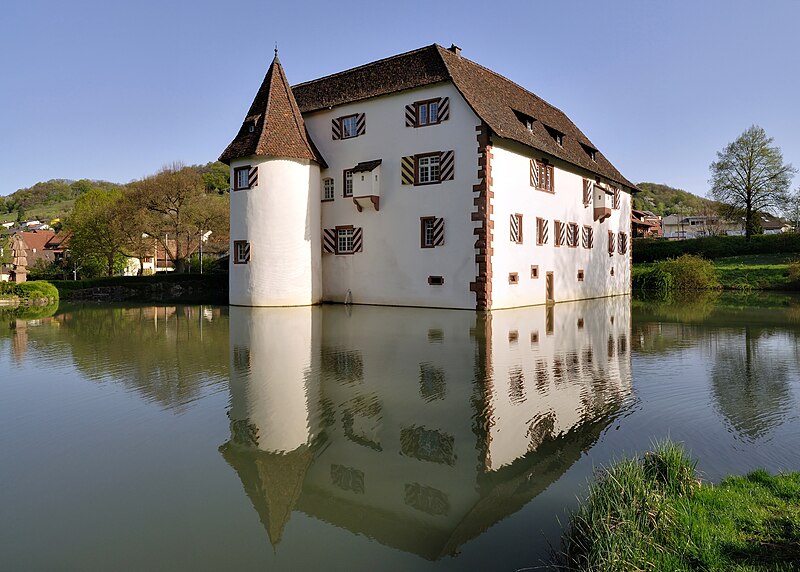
[219,54,326,166]
[11,234,28,268]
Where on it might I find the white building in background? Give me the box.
[220,44,635,309]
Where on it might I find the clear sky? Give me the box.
[2,0,798,197]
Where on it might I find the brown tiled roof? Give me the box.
[352,159,382,172]
[219,56,326,167]
[293,44,635,191]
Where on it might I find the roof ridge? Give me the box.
[292,44,443,89]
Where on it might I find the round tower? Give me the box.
[220,53,325,306]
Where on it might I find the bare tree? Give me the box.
[709,125,795,239]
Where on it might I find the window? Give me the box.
[341,114,358,139]
[577,269,585,282]
[536,217,548,245]
[509,272,519,284]
[531,265,539,279]
[428,275,444,286]
[416,153,441,184]
[583,179,594,207]
[416,99,439,126]
[233,240,250,264]
[555,220,565,247]
[420,217,444,248]
[513,109,535,131]
[581,143,598,161]
[234,166,252,191]
[608,231,615,256]
[510,213,523,244]
[322,177,334,201]
[337,227,354,254]
[545,125,564,146]
[618,232,628,255]
[530,159,554,192]
[343,169,353,197]
[612,187,621,209]
[567,223,579,248]
[582,225,594,249]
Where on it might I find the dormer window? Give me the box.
[513,110,535,131]
[248,124,255,133]
[341,115,358,138]
[544,125,564,146]
[581,143,598,161]
[416,99,439,126]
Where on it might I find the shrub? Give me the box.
[788,261,800,289]
[13,280,59,302]
[634,233,800,263]
[633,255,720,292]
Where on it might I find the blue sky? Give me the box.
[2,0,798,198]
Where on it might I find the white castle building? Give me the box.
[220,44,635,310]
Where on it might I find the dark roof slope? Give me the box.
[220,56,326,166]
[293,44,634,191]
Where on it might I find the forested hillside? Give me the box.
[0,162,229,223]
[633,182,714,216]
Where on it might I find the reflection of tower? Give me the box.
[11,319,28,362]
[221,306,321,546]
[219,54,326,307]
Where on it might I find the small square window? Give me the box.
[428,275,444,286]
[531,265,539,279]
[322,177,335,201]
[577,318,585,329]
[416,99,440,126]
[234,166,251,191]
[508,330,519,343]
[508,272,519,285]
[341,115,358,139]
[577,269,585,282]
[531,332,539,344]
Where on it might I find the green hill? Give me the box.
[633,182,714,216]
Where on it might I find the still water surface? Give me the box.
[1,295,799,571]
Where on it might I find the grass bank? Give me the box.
[633,253,798,292]
[49,273,227,304]
[557,441,800,571]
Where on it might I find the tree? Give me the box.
[784,188,800,233]
[709,125,796,240]
[127,163,230,273]
[66,188,128,277]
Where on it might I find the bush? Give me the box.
[13,280,59,302]
[634,233,800,263]
[633,255,720,292]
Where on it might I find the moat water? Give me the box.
[2,293,799,571]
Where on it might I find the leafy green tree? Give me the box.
[709,125,796,240]
[785,188,800,233]
[127,163,230,273]
[66,188,129,277]
[199,161,230,193]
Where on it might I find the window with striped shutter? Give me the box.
[326,226,364,254]
[583,179,594,207]
[233,166,258,191]
[406,97,450,127]
[537,217,548,245]
[582,225,593,249]
[608,231,616,256]
[420,217,445,248]
[510,213,523,244]
[612,187,621,209]
[554,220,565,247]
[567,223,579,247]
[332,113,366,140]
[618,232,628,254]
[402,151,454,185]
[530,160,554,192]
[233,240,251,264]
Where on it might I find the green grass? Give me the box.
[634,253,799,292]
[558,441,800,571]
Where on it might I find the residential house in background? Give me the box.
[220,44,636,309]
[631,209,661,238]
[662,213,789,239]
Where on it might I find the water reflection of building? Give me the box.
[221,299,632,559]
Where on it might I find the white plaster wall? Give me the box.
[304,82,481,309]
[228,306,321,453]
[490,139,632,309]
[229,156,321,307]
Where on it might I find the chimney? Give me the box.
[448,44,461,56]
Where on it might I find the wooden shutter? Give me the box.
[582,226,593,249]
[568,223,579,247]
[555,220,565,246]
[618,232,627,254]
[433,217,445,246]
[613,188,620,209]
[353,227,363,252]
[405,104,416,127]
[322,229,336,254]
[401,156,415,185]
[356,113,366,136]
[510,214,522,243]
[437,97,450,120]
[608,231,615,256]
[583,179,593,207]
[537,218,549,245]
[331,118,341,140]
[546,164,555,192]
[530,159,539,188]
[440,150,454,181]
